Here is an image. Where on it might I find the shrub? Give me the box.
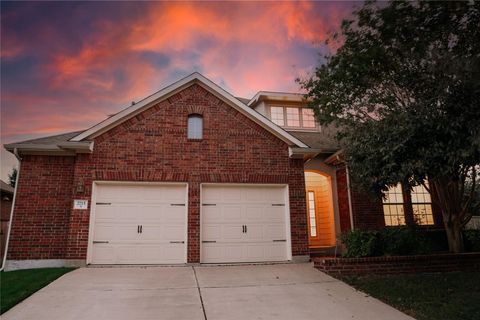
[380,226,432,256]
[341,226,432,257]
[464,230,480,252]
[341,230,381,257]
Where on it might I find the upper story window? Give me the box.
[269,106,318,130]
[187,114,203,139]
[271,106,285,126]
[302,108,316,128]
[286,107,300,127]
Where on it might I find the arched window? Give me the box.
[187,114,203,139]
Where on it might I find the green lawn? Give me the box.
[0,267,74,314]
[342,272,480,320]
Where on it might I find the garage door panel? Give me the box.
[244,206,265,221]
[201,185,288,263]
[265,207,286,222]
[265,225,286,240]
[94,225,140,242]
[202,243,245,263]
[244,224,264,241]
[91,184,187,265]
[202,207,222,223]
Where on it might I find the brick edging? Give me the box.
[314,252,480,275]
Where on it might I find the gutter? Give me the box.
[1,152,21,271]
[288,147,338,159]
[4,141,94,156]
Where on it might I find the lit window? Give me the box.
[308,191,317,237]
[382,184,406,226]
[286,107,300,127]
[411,183,434,225]
[302,108,316,128]
[271,106,284,126]
[187,114,203,139]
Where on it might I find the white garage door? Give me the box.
[201,184,289,263]
[89,183,187,264]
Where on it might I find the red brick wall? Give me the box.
[335,166,385,231]
[350,187,385,230]
[314,253,480,276]
[42,83,307,262]
[7,156,74,260]
[335,167,351,233]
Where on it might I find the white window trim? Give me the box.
[267,105,320,131]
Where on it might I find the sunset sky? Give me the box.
[0,1,357,180]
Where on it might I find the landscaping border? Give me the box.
[314,252,480,276]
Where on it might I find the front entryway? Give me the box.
[305,172,336,247]
[88,183,188,264]
[200,184,290,263]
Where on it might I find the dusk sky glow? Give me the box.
[1,1,357,180]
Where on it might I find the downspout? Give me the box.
[1,148,21,271]
[345,164,355,231]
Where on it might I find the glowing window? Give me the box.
[302,108,316,127]
[411,183,434,225]
[286,107,300,127]
[382,184,406,226]
[308,191,317,237]
[271,107,284,126]
[187,114,203,139]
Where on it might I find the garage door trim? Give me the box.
[86,181,189,265]
[199,183,292,263]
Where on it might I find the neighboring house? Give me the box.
[3,73,443,270]
[1,180,14,261]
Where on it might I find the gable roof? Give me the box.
[4,131,93,155]
[247,91,305,107]
[70,72,308,147]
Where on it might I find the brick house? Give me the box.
[2,73,442,270]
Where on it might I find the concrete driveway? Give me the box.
[3,263,413,320]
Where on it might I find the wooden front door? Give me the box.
[305,172,335,247]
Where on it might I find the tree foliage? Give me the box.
[300,0,480,252]
[8,167,17,188]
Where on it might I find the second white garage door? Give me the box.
[201,184,290,263]
[89,183,187,265]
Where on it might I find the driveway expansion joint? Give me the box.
[193,266,208,320]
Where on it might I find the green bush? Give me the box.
[341,227,432,257]
[380,226,431,256]
[464,230,480,252]
[341,230,381,257]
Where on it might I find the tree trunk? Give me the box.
[444,220,464,253]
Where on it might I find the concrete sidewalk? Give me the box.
[3,263,414,320]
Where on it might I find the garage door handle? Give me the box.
[96,202,111,205]
[202,203,216,206]
[273,239,286,242]
[202,241,217,243]
[272,204,285,206]
[93,241,109,244]
[171,204,185,206]
[169,241,185,244]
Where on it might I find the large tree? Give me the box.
[300,0,480,252]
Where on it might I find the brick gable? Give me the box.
[7,84,308,263]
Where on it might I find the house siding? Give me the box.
[7,84,308,263]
